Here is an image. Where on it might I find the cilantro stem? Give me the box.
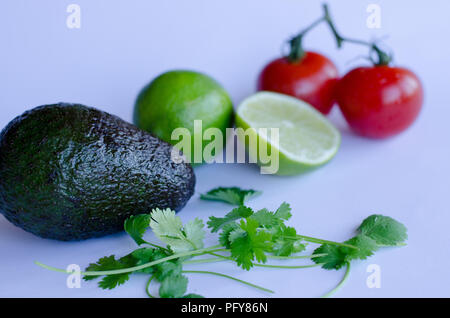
[321,262,351,298]
[145,242,168,251]
[267,253,328,260]
[295,235,359,250]
[35,245,223,276]
[183,257,225,265]
[208,248,229,253]
[184,253,329,266]
[145,275,155,298]
[182,270,274,294]
[207,252,232,261]
[255,263,323,269]
[207,249,329,261]
[201,252,324,269]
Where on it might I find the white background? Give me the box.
[1,0,449,297]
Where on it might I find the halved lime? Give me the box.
[235,92,341,175]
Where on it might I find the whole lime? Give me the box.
[134,70,234,164]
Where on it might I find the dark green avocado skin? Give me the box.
[0,103,195,241]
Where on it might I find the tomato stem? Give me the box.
[286,4,392,66]
[287,16,325,63]
[322,4,392,66]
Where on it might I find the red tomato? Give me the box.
[336,66,423,138]
[257,52,339,114]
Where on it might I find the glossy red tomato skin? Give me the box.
[336,66,424,138]
[257,52,339,114]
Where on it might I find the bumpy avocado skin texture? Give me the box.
[0,103,195,241]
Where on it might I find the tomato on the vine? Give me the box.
[257,52,339,115]
[336,66,423,138]
[257,3,424,138]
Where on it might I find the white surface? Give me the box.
[1,0,450,297]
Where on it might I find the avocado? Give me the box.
[0,103,195,241]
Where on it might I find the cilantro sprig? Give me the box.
[200,187,261,206]
[36,187,407,298]
[312,214,408,270]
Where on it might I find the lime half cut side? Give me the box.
[235,92,341,175]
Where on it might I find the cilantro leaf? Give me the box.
[249,203,292,228]
[159,274,188,298]
[83,256,117,281]
[184,218,206,249]
[230,235,254,270]
[150,208,205,253]
[250,208,281,228]
[312,235,379,270]
[155,261,183,281]
[228,226,246,242]
[312,214,408,270]
[98,272,131,290]
[207,206,254,233]
[83,254,137,289]
[312,244,345,269]
[216,203,297,258]
[131,247,160,265]
[229,218,273,270]
[200,187,262,206]
[124,214,151,246]
[271,226,306,256]
[274,202,292,221]
[358,214,408,246]
[131,247,181,279]
[342,235,379,261]
[219,223,239,248]
[247,203,298,256]
[273,239,306,257]
[131,247,186,298]
[312,244,347,270]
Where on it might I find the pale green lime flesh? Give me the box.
[235,92,341,175]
